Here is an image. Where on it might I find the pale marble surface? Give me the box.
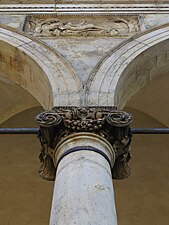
[51,133,117,225]
[0,15,25,29]
[43,38,124,84]
[144,14,169,29]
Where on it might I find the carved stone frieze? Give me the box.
[24,15,140,37]
[36,106,132,181]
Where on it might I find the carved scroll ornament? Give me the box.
[36,107,132,181]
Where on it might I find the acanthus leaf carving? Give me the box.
[37,129,56,181]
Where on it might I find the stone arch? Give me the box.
[0,24,80,109]
[0,76,42,124]
[87,23,169,108]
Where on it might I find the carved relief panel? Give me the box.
[24,15,140,37]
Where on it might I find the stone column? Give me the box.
[36,107,132,225]
[51,132,116,225]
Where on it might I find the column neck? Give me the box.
[53,132,115,174]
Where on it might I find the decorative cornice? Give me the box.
[1,3,169,15]
[36,106,132,181]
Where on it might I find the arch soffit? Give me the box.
[87,23,169,108]
[0,24,80,109]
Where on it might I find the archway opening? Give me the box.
[114,56,169,225]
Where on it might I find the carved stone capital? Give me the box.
[36,106,132,181]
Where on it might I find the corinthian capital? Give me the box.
[36,106,132,181]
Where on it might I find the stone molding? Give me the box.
[54,132,116,170]
[1,4,169,14]
[36,106,132,181]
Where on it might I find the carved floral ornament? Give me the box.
[36,107,132,181]
[25,15,140,37]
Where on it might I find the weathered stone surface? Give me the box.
[0,15,25,29]
[43,38,124,83]
[144,14,169,29]
[86,24,169,107]
[50,133,117,225]
[24,15,140,37]
[36,106,132,181]
[0,3,169,225]
[0,25,81,108]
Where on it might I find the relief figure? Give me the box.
[26,16,139,37]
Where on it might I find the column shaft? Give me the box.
[50,134,117,225]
